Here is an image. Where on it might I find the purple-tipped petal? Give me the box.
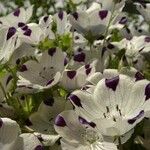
[0,118,3,128]
[48,48,56,56]
[58,11,64,20]
[69,94,82,107]
[72,12,78,20]
[22,25,28,31]
[145,83,150,101]
[119,17,127,24]
[99,10,108,20]
[145,37,150,43]
[135,72,144,81]
[46,79,54,86]
[7,27,16,40]
[24,29,32,36]
[13,8,20,17]
[6,75,13,86]
[55,115,66,127]
[43,97,54,106]
[105,76,119,91]
[74,52,85,62]
[67,71,76,79]
[18,22,25,27]
[128,110,144,124]
[19,65,28,72]
[79,116,96,128]
[86,68,92,75]
[34,145,44,150]
[43,16,48,23]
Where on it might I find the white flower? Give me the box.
[60,60,97,91]
[17,48,66,93]
[25,96,72,146]
[136,3,150,23]
[0,117,43,150]
[54,110,118,150]
[69,73,150,143]
[0,6,43,64]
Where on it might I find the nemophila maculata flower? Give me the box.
[0,6,43,64]
[54,110,118,150]
[0,117,43,150]
[69,73,150,143]
[135,3,150,23]
[16,48,66,93]
[114,36,150,70]
[60,60,97,91]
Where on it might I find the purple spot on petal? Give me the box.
[43,97,54,106]
[145,37,150,43]
[6,75,13,86]
[13,8,20,17]
[128,110,144,124]
[0,118,3,128]
[72,12,78,20]
[48,48,56,56]
[7,27,16,40]
[19,65,28,72]
[25,119,33,126]
[43,16,48,23]
[69,94,82,107]
[46,79,54,86]
[99,10,108,20]
[74,52,85,62]
[86,68,92,75]
[105,76,119,91]
[107,43,115,49]
[58,11,63,20]
[79,116,96,128]
[34,145,44,150]
[135,72,144,81]
[55,115,66,127]
[24,29,32,36]
[145,83,150,101]
[18,22,25,27]
[119,17,127,24]
[85,64,90,69]
[22,25,28,31]
[67,71,76,79]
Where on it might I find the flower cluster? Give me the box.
[0,0,150,150]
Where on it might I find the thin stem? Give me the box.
[118,137,123,150]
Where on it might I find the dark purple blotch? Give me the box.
[67,71,76,79]
[55,115,66,127]
[48,48,56,56]
[119,17,127,24]
[145,83,150,101]
[7,27,16,40]
[69,94,82,107]
[78,116,96,128]
[19,65,28,72]
[34,145,44,150]
[46,79,54,86]
[13,8,20,17]
[43,16,49,23]
[74,52,85,62]
[99,10,108,20]
[0,118,3,128]
[43,97,54,106]
[18,22,25,27]
[24,29,32,36]
[135,72,144,81]
[105,76,119,91]
[128,110,144,124]
[58,11,64,20]
[145,37,150,43]
[72,12,78,20]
